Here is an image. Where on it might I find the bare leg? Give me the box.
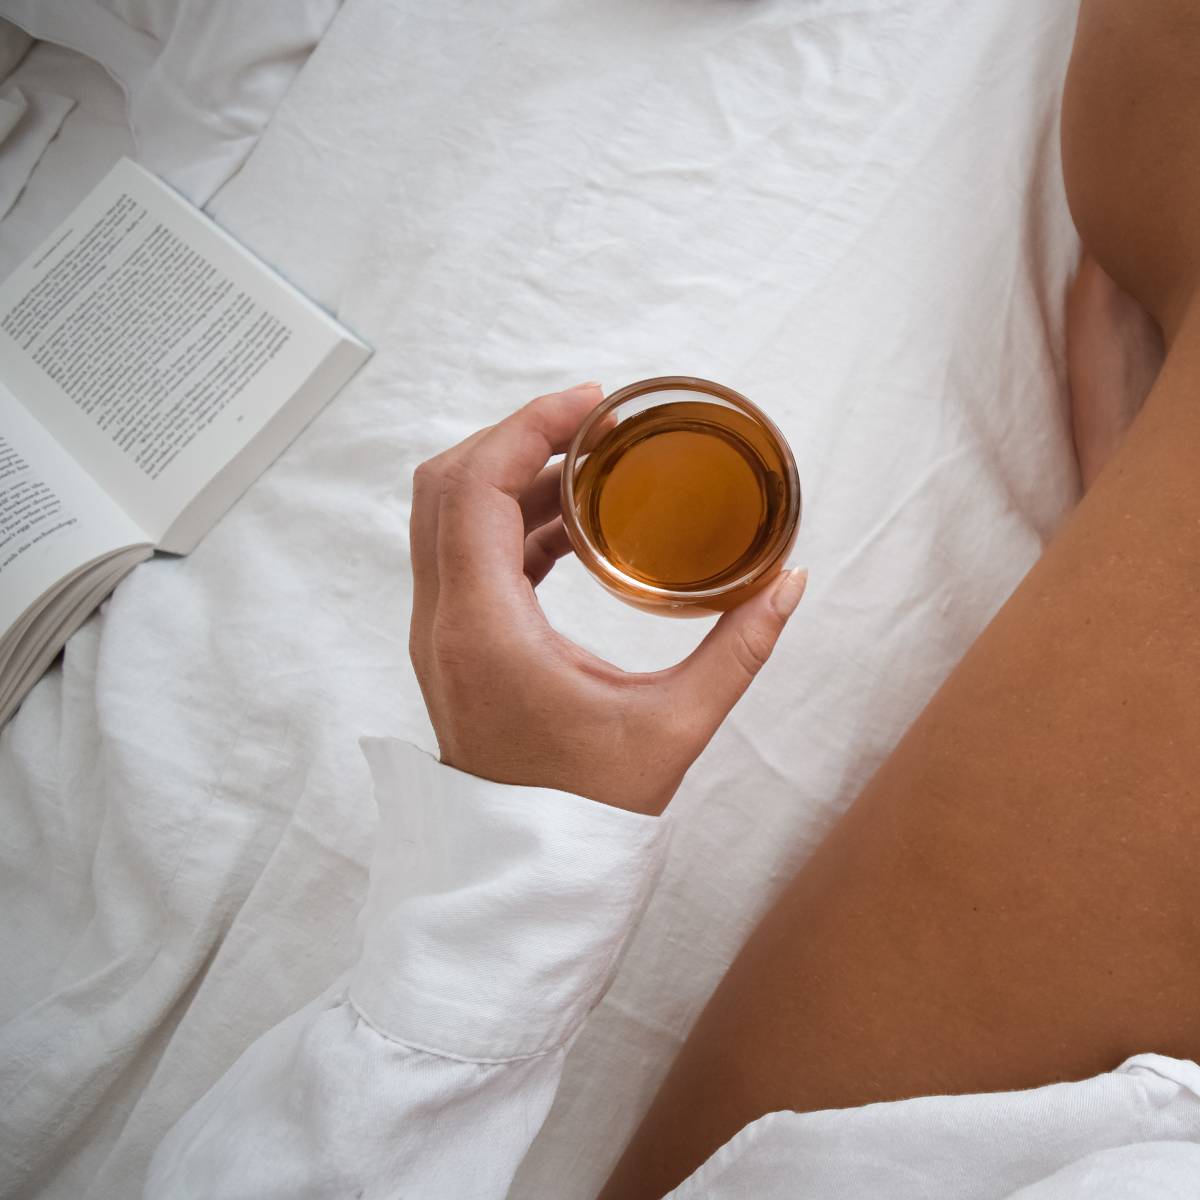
[601,4,1200,1197]
[1067,254,1163,488]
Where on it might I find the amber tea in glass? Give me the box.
[561,377,800,615]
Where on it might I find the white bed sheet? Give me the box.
[0,41,133,279]
[0,0,343,277]
[0,0,342,206]
[0,2,1090,1197]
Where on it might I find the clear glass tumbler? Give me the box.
[560,376,801,615]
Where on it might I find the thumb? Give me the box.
[671,568,808,728]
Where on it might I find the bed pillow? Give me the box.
[0,0,340,203]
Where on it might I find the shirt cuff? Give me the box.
[350,737,671,1061]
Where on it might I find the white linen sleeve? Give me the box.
[144,737,670,1200]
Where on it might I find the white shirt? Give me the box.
[145,739,1200,1199]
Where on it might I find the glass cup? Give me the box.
[560,376,801,615]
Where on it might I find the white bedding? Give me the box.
[0,2,1090,1197]
[0,0,342,204]
[0,40,133,279]
[0,0,341,277]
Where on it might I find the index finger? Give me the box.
[435,383,606,593]
[455,382,604,498]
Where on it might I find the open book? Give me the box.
[0,158,371,726]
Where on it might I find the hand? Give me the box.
[408,383,807,815]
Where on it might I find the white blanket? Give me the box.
[0,2,1091,1197]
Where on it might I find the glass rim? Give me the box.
[559,375,802,603]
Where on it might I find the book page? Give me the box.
[0,159,361,545]
[0,383,147,634]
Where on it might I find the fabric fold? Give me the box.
[0,0,339,204]
[0,83,73,218]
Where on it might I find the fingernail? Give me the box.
[572,380,603,392]
[771,568,808,619]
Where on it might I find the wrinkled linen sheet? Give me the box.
[0,0,341,273]
[0,0,341,205]
[0,2,1123,1197]
[0,40,133,279]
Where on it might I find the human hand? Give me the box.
[408,383,807,816]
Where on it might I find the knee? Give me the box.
[1061,0,1200,332]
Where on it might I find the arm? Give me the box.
[146,738,667,1199]
[146,383,806,1199]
